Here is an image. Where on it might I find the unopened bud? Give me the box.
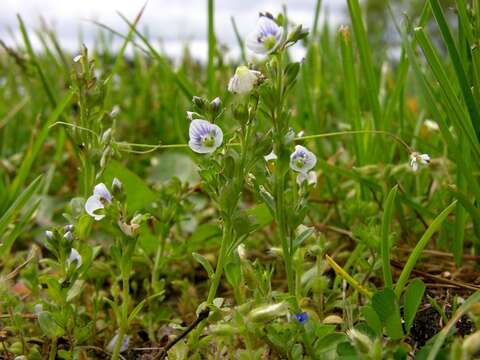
[63,231,74,242]
[347,329,373,354]
[45,230,54,240]
[248,302,288,322]
[210,97,222,112]
[112,177,123,195]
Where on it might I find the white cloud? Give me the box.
[0,0,345,60]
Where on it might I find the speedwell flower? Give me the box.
[107,333,131,354]
[85,183,112,221]
[290,145,317,173]
[67,248,82,269]
[246,15,283,54]
[409,152,430,172]
[264,150,277,162]
[188,119,223,154]
[296,171,317,186]
[293,312,309,325]
[228,66,262,95]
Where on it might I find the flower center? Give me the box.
[201,132,215,148]
[262,35,277,50]
[295,158,305,169]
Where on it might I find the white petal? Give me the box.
[67,248,82,269]
[410,160,418,172]
[306,171,317,185]
[93,183,112,202]
[246,32,269,54]
[188,120,223,154]
[107,333,130,353]
[296,173,307,186]
[85,195,105,221]
[264,150,277,162]
[290,145,317,173]
[420,154,430,164]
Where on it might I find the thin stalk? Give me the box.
[112,273,130,359]
[48,338,57,360]
[207,219,232,303]
[110,129,413,155]
[207,0,216,97]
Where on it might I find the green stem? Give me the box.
[48,338,57,360]
[111,129,413,155]
[207,219,232,304]
[112,275,130,360]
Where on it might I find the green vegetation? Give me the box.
[1,1,480,359]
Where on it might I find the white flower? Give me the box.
[424,119,439,131]
[107,333,131,354]
[73,54,83,62]
[112,178,122,194]
[290,145,317,173]
[210,97,222,110]
[409,152,430,172]
[85,183,112,221]
[63,231,74,242]
[188,119,223,154]
[34,304,43,315]
[246,15,283,55]
[228,66,262,95]
[296,171,317,186]
[67,248,82,269]
[45,230,53,240]
[264,150,277,162]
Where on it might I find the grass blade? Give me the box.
[395,201,457,297]
[381,185,398,289]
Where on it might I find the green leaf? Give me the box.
[371,288,403,340]
[428,0,480,140]
[128,291,164,325]
[381,185,398,288]
[38,311,65,338]
[192,252,214,279]
[224,261,242,287]
[403,278,426,333]
[8,90,73,202]
[361,305,382,335]
[395,201,457,297]
[104,160,156,212]
[293,227,314,250]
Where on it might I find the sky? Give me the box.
[0,0,346,61]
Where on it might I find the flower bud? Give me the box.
[45,230,54,240]
[192,96,207,111]
[347,329,373,354]
[112,177,123,195]
[64,224,74,233]
[101,129,112,144]
[63,231,74,242]
[210,97,222,112]
[248,302,288,322]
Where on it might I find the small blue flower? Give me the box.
[188,119,223,154]
[294,312,308,324]
[290,145,317,173]
[246,15,283,55]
